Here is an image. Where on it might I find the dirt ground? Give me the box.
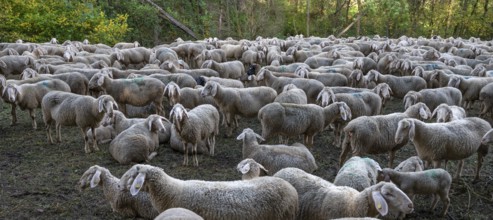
[0,97,493,220]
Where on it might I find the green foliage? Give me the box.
[0,0,128,44]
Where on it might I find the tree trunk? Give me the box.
[356,0,362,37]
[306,0,310,36]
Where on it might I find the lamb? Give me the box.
[395,117,491,180]
[85,125,116,146]
[377,168,452,216]
[78,165,159,219]
[256,67,325,103]
[366,70,427,99]
[88,72,165,115]
[447,75,493,109]
[236,128,318,174]
[394,156,424,172]
[274,83,308,104]
[200,81,277,137]
[41,91,118,153]
[334,156,382,192]
[154,208,204,220]
[237,158,269,180]
[201,60,245,79]
[118,164,299,219]
[431,103,466,123]
[170,104,219,166]
[402,87,462,111]
[109,114,168,164]
[258,101,351,146]
[2,79,71,129]
[340,102,431,167]
[273,167,414,220]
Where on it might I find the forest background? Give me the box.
[1,0,492,46]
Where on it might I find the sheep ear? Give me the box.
[210,83,218,97]
[431,108,438,119]
[255,133,265,142]
[90,170,102,188]
[236,131,246,140]
[239,163,251,174]
[97,75,105,86]
[148,119,154,131]
[408,120,416,141]
[112,102,119,110]
[339,104,348,121]
[356,71,362,81]
[98,99,104,113]
[419,107,429,120]
[130,172,146,196]
[372,191,389,216]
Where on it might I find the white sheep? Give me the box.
[201,59,245,79]
[170,104,219,166]
[85,124,116,146]
[395,117,491,180]
[163,82,217,109]
[334,156,382,192]
[78,165,159,219]
[118,164,299,219]
[431,103,466,123]
[258,101,351,146]
[2,79,71,129]
[273,167,414,220]
[394,156,424,172]
[154,208,204,220]
[41,91,118,153]
[340,102,431,167]
[88,72,165,115]
[236,158,269,180]
[366,70,427,99]
[377,168,452,217]
[402,87,462,112]
[447,75,493,109]
[109,114,168,164]
[274,83,308,104]
[169,123,211,155]
[200,81,277,137]
[196,75,244,88]
[327,83,393,112]
[236,128,318,174]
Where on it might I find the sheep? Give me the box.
[258,101,351,146]
[402,87,462,111]
[340,102,431,168]
[395,117,491,180]
[295,65,348,87]
[256,67,325,103]
[85,124,116,146]
[136,73,197,89]
[161,61,220,79]
[327,83,393,111]
[274,83,308,104]
[479,82,493,117]
[170,104,219,166]
[447,75,493,109]
[20,68,89,95]
[236,128,318,174]
[163,82,217,109]
[200,81,277,137]
[196,75,244,88]
[236,158,269,180]
[41,91,118,153]
[88,72,165,115]
[273,167,414,220]
[413,66,438,88]
[366,70,427,99]
[201,60,246,80]
[169,123,210,155]
[394,156,424,172]
[2,79,71,129]
[334,156,382,192]
[78,165,159,219]
[316,87,382,146]
[109,114,168,164]
[118,164,299,219]
[431,103,466,123]
[154,208,204,220]
[377,168,452,217]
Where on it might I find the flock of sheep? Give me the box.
[1,34,493,219]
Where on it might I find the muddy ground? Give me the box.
[0,97,493,220]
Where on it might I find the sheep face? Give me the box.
[395,119,415,144]
[200,81,218,97]
[403,92,419,110]
[79,165,105,190]
[3,84,19,103]
[316,87,336,107]
[146,114,169,132]
[432,105,452,123]
[169,104,189,132]
[119,164,156,196]
[447,76,461,88]
[97,95,118,118]
[373,182,414,216]
[20,68,38,80]
[164,82,180,106]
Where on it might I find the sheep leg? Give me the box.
[388,150,396,168]
[81,128,92,153]
[432,160,442,168]
[29,109,37,130]
[193,143,198,167]
[183,142,189,166]
[454,160,464,179]
[339,137,351,167]
[90,127,100,152]
[147,152,157,162]
[46,124,54,144]
[439,192,450,217]
[225,113,234,137]
[56,123,62,143]
[209,136,215,156]
[10,103,17,126]
[475,148,487,181]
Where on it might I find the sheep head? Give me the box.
[353,57,364,70]
[3,84,19,103]
[472,65,486,76]
[201,81,219,97]
[119,164,162,196]
[169,104,189,132]
[395,119,415,144]
[20,68,38,80]
[237,158,269,180]
[88,72,108,91]
[373,83,393,101]
[403,91,420,110]
[78,165,109,190]
[447,75,462,88]
[366,70,380,83]
[370,182,414,217]
[146,114,169,132]
[349,69,365,87]
[164,82,181,106]
[282,84,298,93]
[316,87,336,107]
[481,129,493,146]
[432,104,454,123]
[334,102,351,121]
[295,66,310,78]
[0,74,6,88]
[0,60,7,68]
[97,95,118,116]
[236,128,265,142]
